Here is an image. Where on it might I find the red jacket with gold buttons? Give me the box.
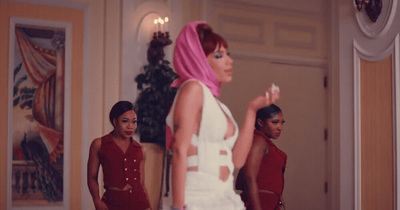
[99,133,143,190]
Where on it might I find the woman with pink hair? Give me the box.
[166,21,280,210]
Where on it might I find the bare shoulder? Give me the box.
[175,80,203,107]
[252,134,268,149]
[173,80,203,132]
[178,80,203,97]
[89,137,102,151]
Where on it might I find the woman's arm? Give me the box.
[87,138,108,210]
[232,89,279,168]
[140,147,146,186]
[140,147,152,210]
[244,134,268,210]
[171,81,203,208]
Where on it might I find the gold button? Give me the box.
[134,178,137,180]
[129,190,132,193]
[134,159,136,162]
[125,168,128,171]
[126,178,129,181]
[134,169,137,171]
[124,158,127,161]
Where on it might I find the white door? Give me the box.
[221,59,327,210]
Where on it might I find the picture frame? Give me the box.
[7,17,71,210]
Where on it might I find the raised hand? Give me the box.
[250,83,280,112]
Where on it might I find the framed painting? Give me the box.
[7,17,71,209]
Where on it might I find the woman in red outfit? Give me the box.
[236,104,287,210]
[87,101,150,210]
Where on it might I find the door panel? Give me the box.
[222,59,327,210]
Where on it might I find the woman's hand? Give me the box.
[94,199,109,210]
[232,84,280,168]
[249,84,280,112]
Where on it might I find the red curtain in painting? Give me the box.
[15,29,63,164]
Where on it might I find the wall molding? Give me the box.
[217,15,265,45]
[215,14,323,67]
[212,0,325,20]
[274,22,318,50]
[353,34,400,210]
[230,50,327,68]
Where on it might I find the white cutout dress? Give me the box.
[166,80,245,210]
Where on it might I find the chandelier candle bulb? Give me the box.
[158,18,162,32]
[164,17,169,31]
[160,19,165,32]
[154,19,158,33]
